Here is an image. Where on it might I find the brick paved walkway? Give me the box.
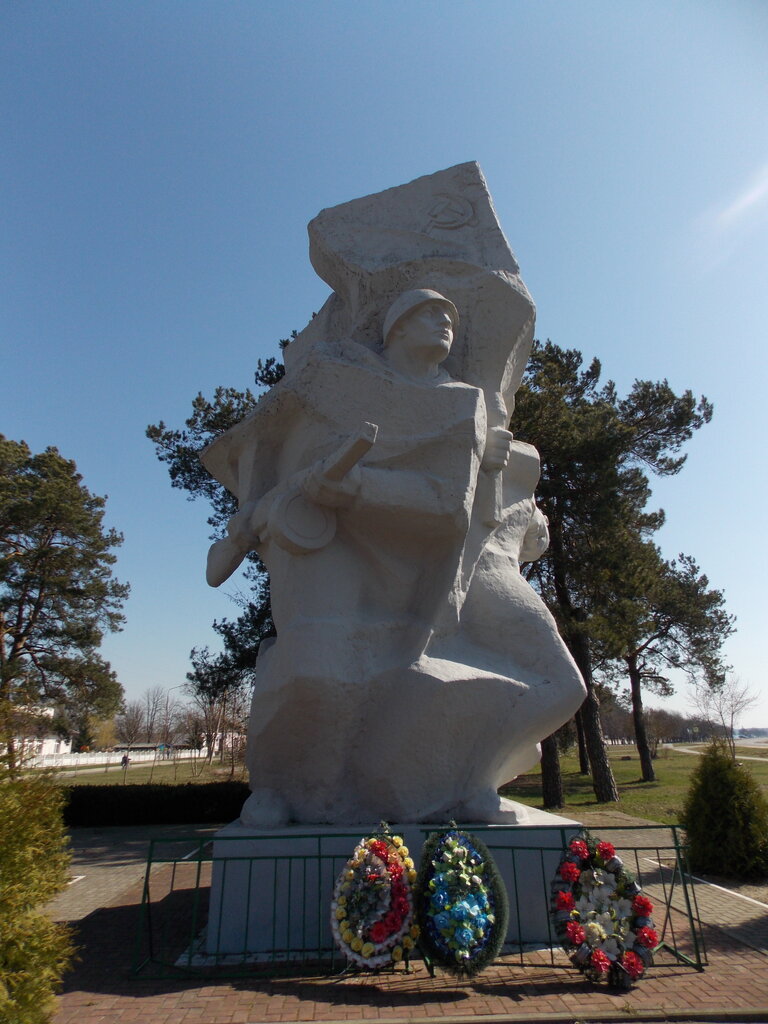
[50,816,768,1024]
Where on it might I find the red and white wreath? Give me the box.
[551,832,658,988]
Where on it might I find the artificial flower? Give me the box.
[569,838,589,860]
[634,926,658,949]
[611,897,633,920]
[590,949,611,974]
[599,936,620,959]
[622,950,645,980]
[593,868,617,890]
[556,891,575,911]
[560,861,581,883]
[632,894,654,917]
[584,920,607,945]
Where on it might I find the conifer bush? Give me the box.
[0,767,74,1024]
[681,742,768,880]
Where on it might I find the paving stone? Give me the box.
[48,820,768,1024]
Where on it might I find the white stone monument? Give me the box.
[202,162,586,828]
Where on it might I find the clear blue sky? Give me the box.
[3,1,767,724]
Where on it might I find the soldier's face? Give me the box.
[396,302,454,360]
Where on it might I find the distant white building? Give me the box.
[5,706,72,760]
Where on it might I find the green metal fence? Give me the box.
[133,824,707,979]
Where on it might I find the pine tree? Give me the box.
[0,437,128,771]
[514,342,713,801]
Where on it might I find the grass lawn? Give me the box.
[55,743,768,827]
[56,758,245,786]
[500,744,768,825]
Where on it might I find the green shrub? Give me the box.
[681,742,768,879]
[62,780,250,827]
[0,768,74,1024]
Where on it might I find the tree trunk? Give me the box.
[540,733,564,808]
[574,710,590,774]
[568,613,619,803]
[627,654,655,782]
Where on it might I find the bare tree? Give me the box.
[178,707,205,750]
[185,647,249,763]
[690,675,759,759]
[116,700,145,748]
[142,686,165,744]
[156,692,184,752]
[643,707,681,758]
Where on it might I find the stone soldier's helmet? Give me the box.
[382,289,459,346]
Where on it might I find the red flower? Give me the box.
[635,926,659,949]
[369,840,388,860]
[621,950,645,980]
[565,921,586,946]
[632,894,654,917]
[590,949,611,974]
[560,861,581,883]
[369,921,388,944]
[569,839,589,860]
[389,861,403,879]
[596,841,616,861]
[556,891,575,911]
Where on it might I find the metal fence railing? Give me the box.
[133,824,707,979]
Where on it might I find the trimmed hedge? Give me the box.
[62,781,250,827]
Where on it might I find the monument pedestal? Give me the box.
[205,809,579,957]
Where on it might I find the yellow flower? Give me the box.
[392,945,403,962]
[361,942,375,958]
[351,937,363,952]
[335,906,347,921]
[337,895,347,906]
[342,930,354,945]
[404,857,414,870]
[345,869,355,880]
[410,924,421,939]
[399,846,409,857]
[402,936,414,950]
[392,835,403,847]
[408,869,417,883]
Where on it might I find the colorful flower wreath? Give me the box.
[551,831,658,988]
[331,830,419,969]
[414,828,509,976]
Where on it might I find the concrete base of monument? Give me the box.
[204,803,580,957]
